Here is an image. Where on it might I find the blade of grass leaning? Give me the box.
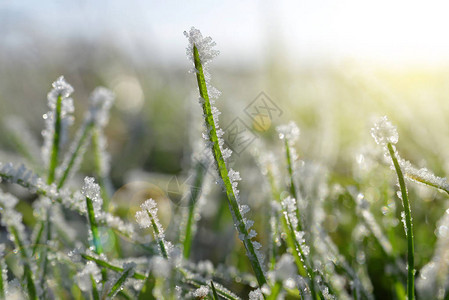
[185,27,267,288]
[107,263,136,298]
[388,142,415,300]
[277,122,303,232]
[82,177,104,254]
[371,116,414,299]
[281,197,320,299]
[210,281,219,300]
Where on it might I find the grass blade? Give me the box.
[387,143,415,300]
[210,281,219,300]
[186,27,267,288]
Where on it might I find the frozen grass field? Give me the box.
[3,3,449,299]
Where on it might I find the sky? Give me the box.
[2,0,449,67]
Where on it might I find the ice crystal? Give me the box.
[136,199,173,257]
[249,288,264,300]
[277,121,300,142]
[88,87,115,127]
[370,116,398,146]
[81,177,103,217]
[184,27,219,67]
[398,157,449,192]
[193,285,209,298]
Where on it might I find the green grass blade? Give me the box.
[210,281,219,300]
[90,274,100,300]
[86,196,103,254]
[191,40,267,288]
[47,94,63,185]
[107,264,135,298]
[387,143,414,300]
[149,215,168,259]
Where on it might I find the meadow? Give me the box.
[0,27,449,299]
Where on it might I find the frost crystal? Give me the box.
[249,288,264,300]
[88,87,115,127]
[81,177,103,217]
[184,27,219,67]
[276,121,300,142]
[370,116,398,146]
[135,199,172,257]
[398,157,449,192]
[193,285,210,298]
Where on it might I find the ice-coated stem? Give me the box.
[107,265,135,297]
[148,213,168,259]
[47,94,62,185]
[387,143,414,300]
[192,44,267,288]
[86,196,103,254]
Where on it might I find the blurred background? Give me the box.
[2,0,449,298]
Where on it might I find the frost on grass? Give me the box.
[87,87,115,128]
[185,27,266,283]
[0,162,137,240]
[184,26,219,82]
[277,121,300,143]
[56,87,115,186]
[193,285,210,298]
[281,196,310,256]
[42,76,75,166]
[248,288,264,300]
[370,116,398,146]
[135,199,174,257]
[398,157,449,193]
[81,176,103,217]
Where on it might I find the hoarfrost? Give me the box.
[249,288,264,300]
[370,116,398,146]
[193,285,209,298]
[277,121,300,142]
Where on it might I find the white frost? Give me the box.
[370,116,398,146]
